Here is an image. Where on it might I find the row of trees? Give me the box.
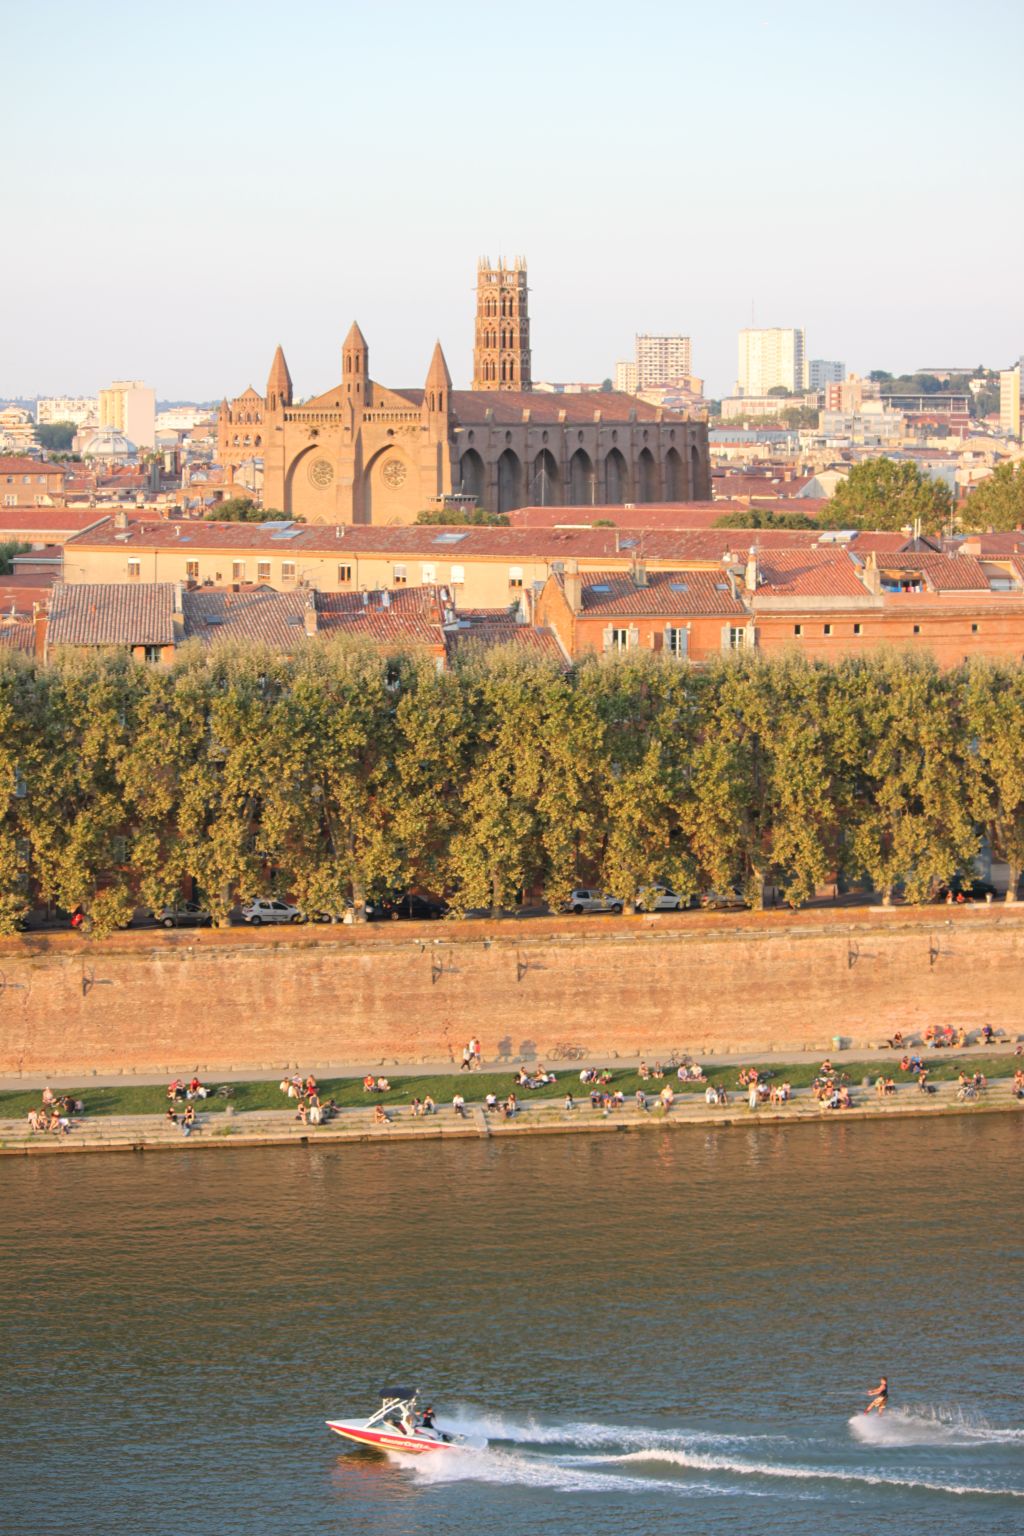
[3,643,1024,936]
[714,461,1024,537]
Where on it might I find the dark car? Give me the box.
[367,893,448,921]
[153,900,213,929]
[935,876,997,903]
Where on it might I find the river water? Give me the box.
[3,1116,1023,1535]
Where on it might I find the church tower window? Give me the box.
[472,256,532,393]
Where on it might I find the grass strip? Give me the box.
[0,1054,1017,1120]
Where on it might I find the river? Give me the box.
[3,1115,1023,1535]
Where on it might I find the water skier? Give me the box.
[865,1375,889,1415]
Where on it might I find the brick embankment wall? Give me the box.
[0,906,1020,1078]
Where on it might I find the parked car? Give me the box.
[935,876,997,903]
[366,892,449,921]
[152,900,213,929]
[564,888,624,915]
[241,898,305,925]
[635,885,684,911]
[700,889,749,911]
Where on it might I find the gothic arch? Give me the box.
[459,448,485,501]
[638,448,657,503]
[690,443,702,499]
[531,449,561,506]
[496,448,523,513]
[363,445,412,525]
[604,447,629,505]
[569,448,595,506]
[665,447,683,500]
[283,443,321,518]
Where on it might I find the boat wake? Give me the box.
[850,1403,1024,1448]
[386,1407,1024,1503]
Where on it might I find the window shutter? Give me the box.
[746,625,758,650]
[721,623,732,653]
[603,625,614,652]
[628,624,640,648]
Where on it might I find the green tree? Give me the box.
[959,661,1024,901]
[818,458,952,534]
[414,507,509,527]
[827,653,975,904]
[714,508,819,531]
[34,422,76,452]
[0,651,46,932]
[685,655,838,908]
[958,463,1024,533]
[207,498,297,523]
[445,649,565,915]
[0,542,30,575]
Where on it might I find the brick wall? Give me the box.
[1,906,1020,1077]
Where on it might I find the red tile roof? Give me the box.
[753,549,870,600]
[315,585,445,647]
[183,586,309,648]
[510,503,737,531]
[445,613,567,663]
[874,553,991,592]
[0,457,65,477]
[0,510,103,537]
[47,582,175,647]
[0,619,35,653]
[577,568,746,618]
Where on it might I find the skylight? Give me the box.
[432,531,469,544]
[669,582,689,591]
[590,584,612,593]
[715,582,730,591]
[270,528,304,540]
[261,520,294,530]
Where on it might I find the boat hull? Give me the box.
[326,1419,454,1455]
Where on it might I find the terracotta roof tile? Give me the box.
[0,457,65,477]
[315,585,445,647]
[578,568,746,617]
[47,582,175,647]
[874,553,991,592]
[753,549,869,600]
[182,586,309,648]
[0,619,35,653]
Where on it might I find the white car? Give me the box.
[565,888,624,915]
[636,885,684,911]
[241,898,305,926]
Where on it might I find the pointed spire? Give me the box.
[344,320,368,353]
[426,340,452,390]
[266,344,292,407]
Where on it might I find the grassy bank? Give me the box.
[1,1053,1017,1120]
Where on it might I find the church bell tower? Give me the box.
[472,256,532,391]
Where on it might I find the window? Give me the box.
[971,623,979,634]
[793,624,802,636]
[666,625,688,657]
[185,560,199,580]
[13,767,27,798]
[913,624,921,635]
[609,627,629,652]
[853,623,862,636]
[338,563,352,584]
[112,835,128,864]
[509,565,524,588]
[450,564,465,585]
[728,626,747,650]
[128,558,141,578]
[282,561,296,581]
[232,561,245,581]
[823,624,832,636]
[257,561,271,581]
[143,645,162,664]
[2,495,15,507]
[421,562,436,583]
[393,563,408,585]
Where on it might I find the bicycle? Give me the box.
[548,1042,586,1061]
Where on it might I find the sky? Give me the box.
[3,0,1023,401]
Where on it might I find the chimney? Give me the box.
[563,557,582,614]
[335,525,344,539]
[744,547,760,592]
[114,508,129,530]
[303,591,318,638]
[631,559,648,588]
[860,551,881,595]
[381,588,391,608]
[173,582,184,614]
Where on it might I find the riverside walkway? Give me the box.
[2,1075,1020,1156]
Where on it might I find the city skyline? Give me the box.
[4,0,1023,401]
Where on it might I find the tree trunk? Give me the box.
[490,870,502,920]
[1006,864,1020,903]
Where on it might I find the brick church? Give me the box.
[218,259,711,524]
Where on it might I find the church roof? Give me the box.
[386,388,689,425]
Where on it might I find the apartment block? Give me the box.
[737,328,806,395]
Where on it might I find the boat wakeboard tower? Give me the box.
[326,1387,463,1454]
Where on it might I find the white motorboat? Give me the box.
[327,1387,463,1455]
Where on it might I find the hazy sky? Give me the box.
[4,0,1022,401]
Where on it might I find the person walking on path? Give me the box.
[459,1044,472,1072]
